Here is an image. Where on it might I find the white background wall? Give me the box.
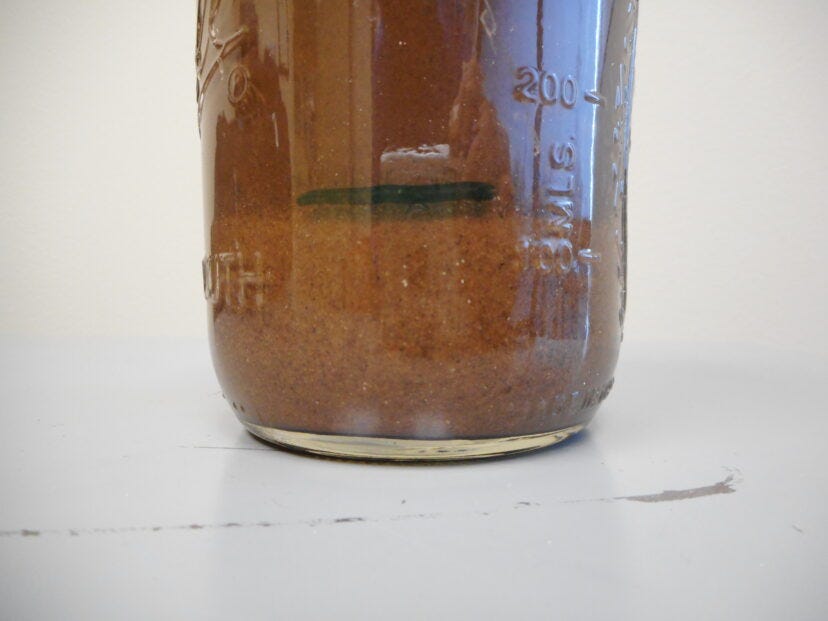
[0,1,826,353]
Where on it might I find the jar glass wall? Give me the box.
[197,0,638,460]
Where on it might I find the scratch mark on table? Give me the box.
[616,475,737,503]
[0,513,442,539]
[560,473,741,505]
[0,476,742,540]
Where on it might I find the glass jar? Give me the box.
[197,0,638,460]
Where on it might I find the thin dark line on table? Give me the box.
[0,474,741,539]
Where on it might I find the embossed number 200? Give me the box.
[514,67,577,108]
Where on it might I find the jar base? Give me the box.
[242,421,585,462]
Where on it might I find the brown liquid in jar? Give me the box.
[198,0,637,457]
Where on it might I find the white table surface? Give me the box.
[0,338,825,620]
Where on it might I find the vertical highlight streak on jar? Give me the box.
[532,0,545,216]
[527,0,545,336]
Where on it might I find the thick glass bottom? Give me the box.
[242,421,585,462]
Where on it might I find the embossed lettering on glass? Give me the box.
[197,0,638,460]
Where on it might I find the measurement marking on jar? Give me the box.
[519,108,603,271]
[522,130,595,274]
[514,67,579,107]
[578,249,601,263]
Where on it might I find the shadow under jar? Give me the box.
[197,0,638,460]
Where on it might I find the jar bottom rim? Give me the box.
[242,421,585,462]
